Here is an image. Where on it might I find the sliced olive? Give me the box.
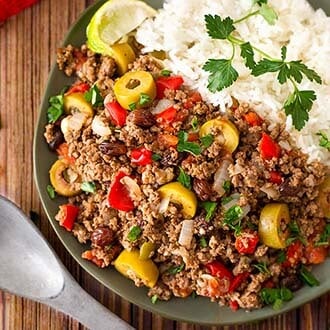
[63,92,93,117]
[111,43,136,76]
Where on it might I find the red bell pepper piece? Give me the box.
[259,133,281,160]
[156,106,177,124]
[105,101,127,127]
[183,91,202,109]
[66,82,90,95]
[283,240,304,267]
[235,231,259,255]
[243,112,263,127]
[131,147,153,166]
[156,76,184,99]
[58,204,79,231]
[229,272,250,293]
[269,171,283,184]
[205,261,233,280]
[305,244,328,264]
[229,300,239,311]
[108,171,134,212]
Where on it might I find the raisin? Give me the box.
[48,128,64,151]
[90,227,114,248]
[193,179,213,201]
[99,141,127,156]
[130,109,156,128]
[280,275,303,292]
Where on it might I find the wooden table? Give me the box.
[0,1,329,329]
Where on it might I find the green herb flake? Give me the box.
[47,184,56,199]
[276,251,286,263]
[259,3,278,25]
[191,116,199,131]
[177,131,202,156]
[84,84,103,106]
[223,180,231,193]
[161,69,172,77]
[129,102,137,111]
[200,134,214,148]
[260,287,293,310]
[81,181,96,194]
[47,94,64,123]
[316,224,330,246]
[167,263,185,275]
[127,226,142,242]
[223,205,243,235]
[152,153,162,161]
[299,266,320,287]
[204,14,235,40]
[199,236,208,248]
[139,93,151,106]
[273,298,283,310]
[253,262,270,274]
[177,167,192,189]
[240,42,256,70]
[200,201,217,222]
[317,132,330,151]
[151,295,158,304]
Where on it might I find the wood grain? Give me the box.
[0,1,329,329]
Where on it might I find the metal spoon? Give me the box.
[0,195,134,330]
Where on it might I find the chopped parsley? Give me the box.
[200,134,214,148]
[286,221,307,246]
[260,287,293,310]
[81,181,96,194]
[299,266,320,287]
[177,131,201,156]
[191,116,199,131]
[317,131,330,151]
[84,84,103,106]
[47,184,56,199]
[223,180,231,193]
[203,8,322,131]
[223,205,243,235]
[200,201,217,222]
[129,102,137,111]
[152,153,162,161]
[199,236,208,248]
[127,226,142,242]
[167,263,185,275]
[161,69,172,77]
[177,167,192,189]
[139,93,151,106]
[276,251,286,263]
[315,224,330,246]
[47,93,64,123]
[151,295,158,304]
[253,262,270,274]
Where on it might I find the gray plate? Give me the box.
[33,0,330,325]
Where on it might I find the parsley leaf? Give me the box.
[177,131,201,155]
[284,89,316,131]
[203,59,239,92]
[81,181,96,194]
[317,132,330,151]
[129,102,137,111]
[127,226,142,242]
[47,94,64,123]
[315,224,330,246]
[151,295,158,304]
[177,167,192,189]
[299,266,320,287]
[200,201,217,222]
[191,116,199,131]
[223,205,243,235]
[200,236,208,248]
[200,134,214,148]
[139,93,151,106]
[84,85,103,106]
[252,59,284,78]
[152,153,162,161]
[47,184,56,199]
[260,288,293,309]
[259,3,278,25]
[204,14,235,40]
[223,180,231,193]
[276,251,286,263]
[161,69,172,77]
[167,263,185,275]
[240,42,256,70]
[253,262,270,274]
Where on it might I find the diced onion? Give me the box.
[230,163,244,176]
[213,160,231,197]
[158,196,170,214]
[241,204,251,218]
[151,99,174,115]
[222,193,240,211]
[91,116,111,137]
[178,220,194,248]
[61,112,87,136]
[260,184,280,199]
[120,176,142,202]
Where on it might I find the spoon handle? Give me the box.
[43,269,134,330]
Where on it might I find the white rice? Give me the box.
[136,0,330,166]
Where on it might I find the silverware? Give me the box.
[0,196,134,330]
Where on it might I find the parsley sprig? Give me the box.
[203,1,322,131]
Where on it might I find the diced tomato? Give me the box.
[263,279,275,288]
[229,272,250,293]
[283,240,304,267]
[56,142,75,164]
[235,231,259,255]
[105,101,127,127]
[158,134,179,148]
[108,171,134,212]
[205,261,233,281]
[66,82,90,95]
[183,91,202,109]
[58,204,79,231]
[156,76,184,99]
[243,112,263,127]
[82,250,105,268]
[269,171,283,185]
[305,244,328,264]
[229,300,239,311]
[131,147,153,166]
[156,106,177,124]
[259,133,281,160]
[187,132,199,142]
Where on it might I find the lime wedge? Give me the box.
[86,0,157,55]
